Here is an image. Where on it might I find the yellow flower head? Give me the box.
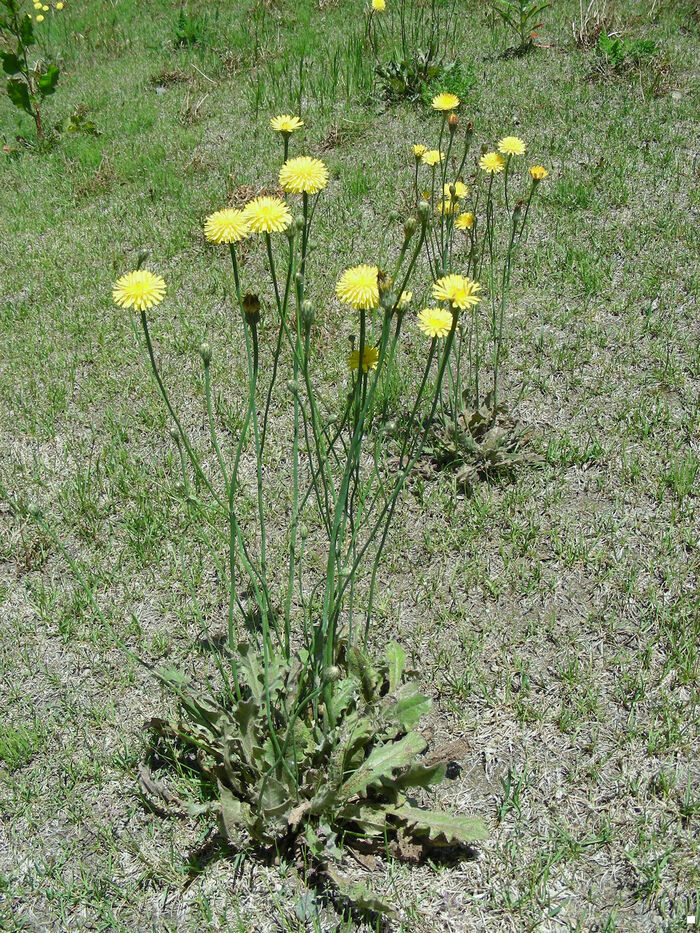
[35,13,44,20]
[112,270,167,312]
[204,208,250,244]
[432,274,482,310]
[279,156,329,195]
[479,152,506,174]
[336,265,379,310]
[56,2,64,8]
[372,0,386,11]
[498,136,526,157]
[444,181,468,200]
[436,198,459,216]
[398,290,412,307]
[243,196,292,234]
[529,165,549,181]
[33,2,41,7]
[455,211,475,231]
[270,114,304,134]
[421,149,444,167]
[417,306,453,339]
[412,144,427,159]
[348,345,380,373]
[432,92,460,112]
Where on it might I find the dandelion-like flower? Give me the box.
[498,136,526,157]
[455,211,475,231]
[243,196,292,234]
[279,156,329,195]
[529,165,549,181]
[412,144,427,159]
[432,92,460,112]
[372,0,386,10]
[348,345,380,372]
[270,114,304,135]
[35,13,44,19]
[444,181,468,199]
[112,270,167,311]
[336,265,379,310]
[417,307,453,338]
[398,290,412,307]
[479,152,506,174]
[436,198,459,215]
[433,274,482,310]
[421,149,444,167]
[204,208,250,244]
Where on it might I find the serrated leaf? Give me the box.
[392,760,446,790]
[339,731,426,802]
[337,800,389,836]
[218,781,256,843]
[347,646,379,701]
[6,77,31,114]
[395,683,431,730]
[390,804,487,845]
[38,64,58,97]
[325,866,397,917]
[385,641,405,693]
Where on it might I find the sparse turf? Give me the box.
[1,0,698,930]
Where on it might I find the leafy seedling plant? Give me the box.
[0,0,62,144]
[408,97,548,489]
[488,0,552,55]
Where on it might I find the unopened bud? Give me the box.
[418,200,430,225]
[512,199,523,221]
[27,502,42,519]
[448,113,459,133]
[285,223,296,242]
[377,269,393,295]
[199,341,212,366]
[403,216,418,240]
[287,379,300,396]
[465,120,474,139]
[301,299,314,326]
[299,523,309,540]
[136,249,150,270]
[169,426,180,443]
[242,293,261,322]
[384,419,398,434]
[324,665,341,683]
[295,216,305,232]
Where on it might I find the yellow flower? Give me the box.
[436,198,459,215]
[56,2,64,8]
[33,2,41,7]
[270,114,304,134]
[421,149,444,167]
[243,196,292,234]
[479,152,506,174]
[336,265,379,310]
[279,156,329,195]
[455,211,475,231]
[498,136,526,157]
[417,307,453,338]
[412,144,427,159]
[42,4,48,9]
[444,181,468,199]
[529,165,549,181]
[112,270,167,311]
[372,0,386,10]
[204,208,250,244]
[432,92,460,112]
[432,274,482,310]
[35,13,44,20]
[348,345,380,373]
[398,290,412,307]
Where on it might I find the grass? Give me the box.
[0,0,699,929]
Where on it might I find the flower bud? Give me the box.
[287,379,300,396]
[299,523,309,540]
[387,210,399,225]
[242,293,261,323]
[27,502,42,519]
[199,341,212,366]
[448,113,459,133]
[384,419,398,434]
[285,223,297,242]
[403,216,418,241]
[418,200,430,225]
[377,269,393,296]
[324,665,341,683]
[301,299,314,327]
[295,215,305,232]
[169,426,180,443]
